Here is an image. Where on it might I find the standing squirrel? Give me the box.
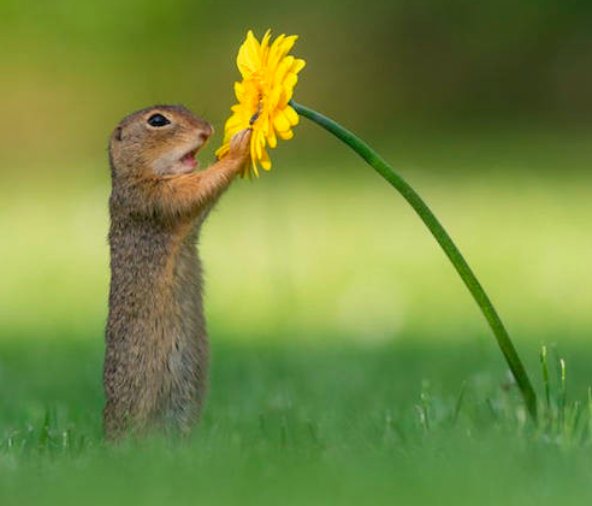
[104,104,251,438]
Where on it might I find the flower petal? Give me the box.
[273,110,291,132]
[278,129,294,140]
[284,105,299,126]
[291,58,306,74]
[260,147,272,171]
[249,137,259,178]
[267,127,277,149]
[237,30,262,77]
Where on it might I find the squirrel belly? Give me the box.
[104,215,207,435]
[103,105,251,438]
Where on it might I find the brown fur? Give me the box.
[103,104,250,439]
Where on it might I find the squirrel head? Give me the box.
[109,105,213,178]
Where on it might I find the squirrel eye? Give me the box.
[147,113,171,127]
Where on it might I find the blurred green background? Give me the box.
[0,0,590,344]
[1,1,592,505]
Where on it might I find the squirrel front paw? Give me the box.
[228,129,252,164]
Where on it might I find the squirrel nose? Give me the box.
[200,124,214,140]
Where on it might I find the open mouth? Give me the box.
[180,147,200,170]
[178,138,208,173]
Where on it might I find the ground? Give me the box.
[2,336,592,505]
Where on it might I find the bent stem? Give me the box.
[291,101,538,421]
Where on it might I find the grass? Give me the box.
[2,335,592,506]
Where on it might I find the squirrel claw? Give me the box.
[229,129,252,162]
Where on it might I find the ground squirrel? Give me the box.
[103,104,251,439]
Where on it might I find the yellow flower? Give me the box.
[216,29,306,177]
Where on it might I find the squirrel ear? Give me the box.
[114,126,123,141]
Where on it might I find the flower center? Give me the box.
[249,91,264,126]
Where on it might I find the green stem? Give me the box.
[291,101,538,420]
